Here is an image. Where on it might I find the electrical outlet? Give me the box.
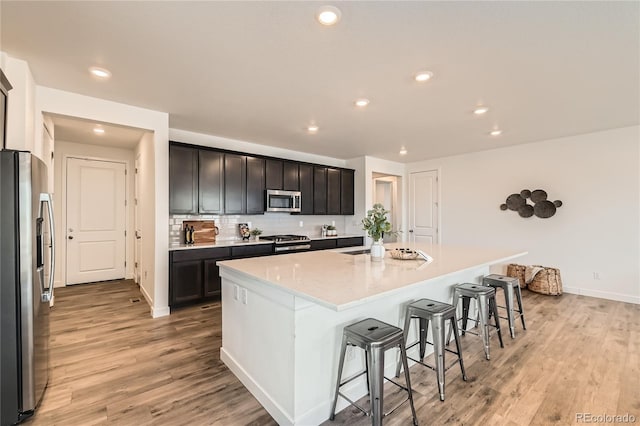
[593,272,600,280]
[234,285,239,301]
[299,221,304,228]
[241,288,248,305]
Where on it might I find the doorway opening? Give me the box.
[372,173,402,244]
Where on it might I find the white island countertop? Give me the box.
[218,243,527,311]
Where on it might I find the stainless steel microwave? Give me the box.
[266,189,301,213]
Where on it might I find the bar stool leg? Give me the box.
[431,317,446,401]
[369,348,384,426]
[446,290,460,345]
[419,317,428,361]
[461,296,471,335]
[515,285,527,330]
[396,309,413,378]
[330,334,349,420]
[490,296,504,348]
[450,317,468,381]
[504,284,516,338]
[399,340,419,426]
[477,293,491,360]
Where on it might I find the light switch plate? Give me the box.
[241,288,248,305]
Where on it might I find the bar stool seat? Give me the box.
[483,274,526,338]
[395,299,467,401]
[446,283,504,360]
[330,318,418,426]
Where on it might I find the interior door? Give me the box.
[134,154,141,284]
[66,157,126,284]
[409,170,439,245]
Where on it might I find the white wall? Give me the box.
[2,55,36,156]
[52,140,136,287]
[407,126,640,304]
[136,132,156,306]
[36,86,170,317]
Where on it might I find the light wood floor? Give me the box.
[27,280,638,426]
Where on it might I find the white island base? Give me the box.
[219,244,526,425]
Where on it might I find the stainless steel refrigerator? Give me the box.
[1,150,55,425]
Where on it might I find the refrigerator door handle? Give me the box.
[39,193,55,303]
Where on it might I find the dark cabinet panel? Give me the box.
[327,168,341,215]
[313,166,327,215]
[170,260,202,305]
[198,150,224,214]
[298,163,314,215]
[283,161,299,191]
[265,159,283,190]
[224,154,246,214]
[231,244,274,258]
[340,169,355,215]
[336,236,364,248]
[246,156,265,214]
[203,259,223,297]
[310,239,336,251]
[169,145,198,214]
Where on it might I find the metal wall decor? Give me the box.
[500,189,562,218]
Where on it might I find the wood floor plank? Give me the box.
[23,279,639,426]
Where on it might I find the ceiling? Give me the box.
[48,113,147,149]
[2,1,638,162]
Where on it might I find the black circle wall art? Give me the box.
[500,188,562,219]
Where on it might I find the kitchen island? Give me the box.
[218,243,526,425]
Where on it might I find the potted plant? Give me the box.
[250,228,263,241]
[327,225,337,236]
[361,203,393,261]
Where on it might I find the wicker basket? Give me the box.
[506,263,527,289]
[528,265,563,296]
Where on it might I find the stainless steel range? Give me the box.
[261,235,311,253]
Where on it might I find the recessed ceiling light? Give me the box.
[354,98,370,107]
[307,124,319,134]
[399,147,408,155]
[414,71,433,82]
[89,66,111,79]
[93,127,105,135]
[490,129,502,136]
[474,106,489,115]
[316,6,341,26]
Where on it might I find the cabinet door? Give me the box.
[336,236,363,248]
[169,145,198,214]
[340,169,355,215]
[327,168,341,215]
[283,161,299,191]
[170,260,202,306]
[313,166,328,215]
[203,259,223,297]
[298,163,314,215]
[224,154,246,214]
[265,159,283,190]
[246,156,265,214]
[199,150,224,214]
[310,239,337,251]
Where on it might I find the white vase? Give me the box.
[370,239,385,261]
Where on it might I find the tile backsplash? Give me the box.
[169,213,360,245]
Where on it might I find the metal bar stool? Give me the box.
[394,299,467,401]
[330,318,418,426]
[446,283,504,360]
[483,274,526,338]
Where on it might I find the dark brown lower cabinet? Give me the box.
[170,260,202,305]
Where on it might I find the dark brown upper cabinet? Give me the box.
[283,161,299,191]
[298,163,314,215]
[224,153,246,214]
[313,166,328,215]
[340,169,355,215]
[169,145,198,214]
[327,168,341,215]
[246,156,265,214]
[198,150,224,214]
[265,159,283,190]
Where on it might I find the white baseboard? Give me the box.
[563,286,639,304]
[151,306,170,318]
[220,347,295,426]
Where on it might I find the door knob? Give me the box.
[68,236,74,240]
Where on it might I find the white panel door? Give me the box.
[409,170,439,245]
[66,158,126,285]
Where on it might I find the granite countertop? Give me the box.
[218,243,527,310]
[169,234,364,251]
